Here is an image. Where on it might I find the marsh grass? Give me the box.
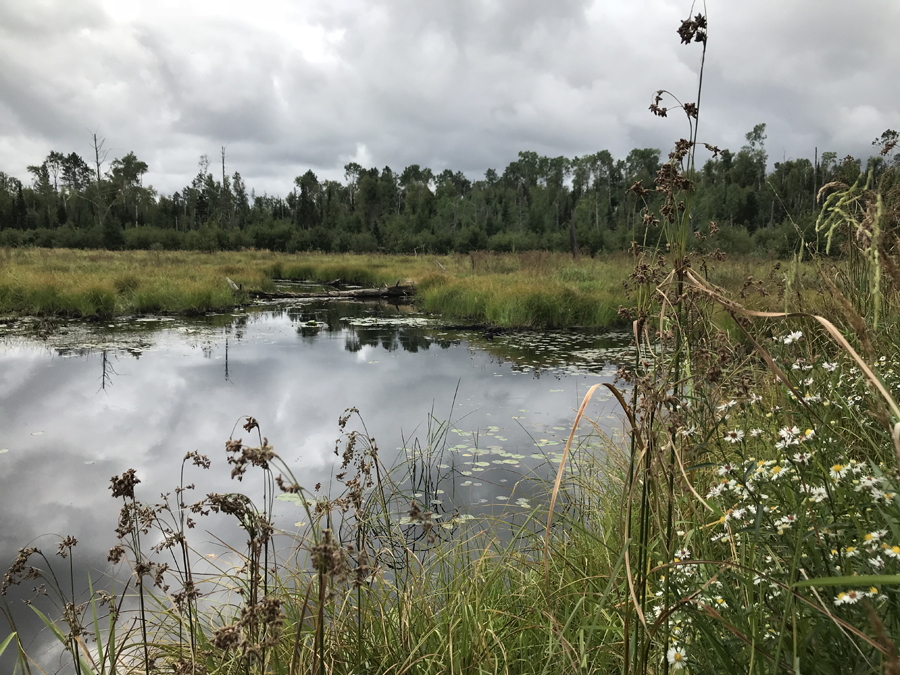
[0,248,814,328]
[0,249,271,318]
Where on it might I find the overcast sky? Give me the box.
[1,0,897,196]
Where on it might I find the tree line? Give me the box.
[1,125,897,256]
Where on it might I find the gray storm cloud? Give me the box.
[0,0,896,196]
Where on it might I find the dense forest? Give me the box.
[1,125,897,256]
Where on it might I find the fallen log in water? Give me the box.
[248,283,415,301]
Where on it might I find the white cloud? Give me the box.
[0,0,897,195]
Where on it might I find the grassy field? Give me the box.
[0,247,822,328]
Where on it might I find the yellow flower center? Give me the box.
[772,466,782,475]
[674,653,683,662]
[831,464,843,473]
[865,533,873,541]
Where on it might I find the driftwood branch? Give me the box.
[249,284,415,301]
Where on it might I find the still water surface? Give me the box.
[0,299,630,667]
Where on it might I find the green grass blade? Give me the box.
[0,632,16,658]
[87,574,105,675]
[29,606,67,644]
[29,606,98,675]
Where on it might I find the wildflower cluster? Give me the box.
[653,330,900,669]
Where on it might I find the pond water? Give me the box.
[0,299,631,669]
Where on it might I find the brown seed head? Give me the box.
[109,468,140,500]
[56,536,78,559]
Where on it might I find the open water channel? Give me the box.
[0,297,632,670]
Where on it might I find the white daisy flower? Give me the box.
[856,476,882,492]
[778,426,801,441]
[863,530,888,549]
[830,464,848,480]
[769,465,788,479]
[834,590,861,606]
[724,429,745,444]
[806,486,828,503]
[706,483,725,499]
[667,646,687,670]
[775,514,797,532]
[716,400,738,414]
[792,451,812,465]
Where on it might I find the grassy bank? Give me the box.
[0,247,821,328]
[0,248,275,318]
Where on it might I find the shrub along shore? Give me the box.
[0,248,819,328]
